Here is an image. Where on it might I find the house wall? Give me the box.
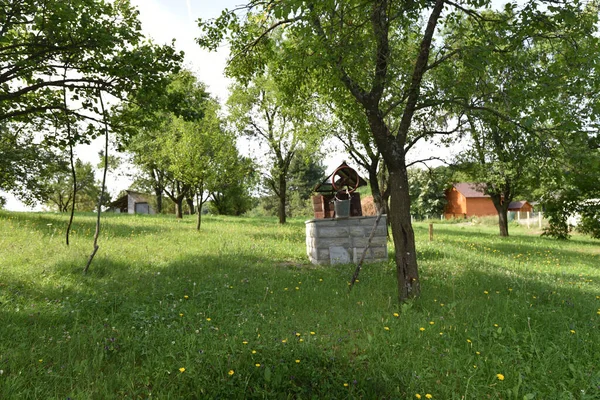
[127,195,135,214]
[512,203,533,212]
[466,198,497,217]
[444,188,467,218]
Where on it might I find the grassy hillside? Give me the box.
[0,211,599,399]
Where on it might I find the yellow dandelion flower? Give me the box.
[484,291,489,294]
[439,332,443,336]
[440,303,444,307]
[496,373,505,381]
[206,318,211,321]
[597,311,600,315]
[228,370,234,376]
[295,332,301,336]
[509,288,513,291]
[429,321,434,325]
[415,394,422,399]
[39,359,43,363]
[570,330,576,334]
[179,313,184,317]
[255,363,261,367]
[476,351,480,355]
[299,338,304,342]
[494,324,499,327]
[384,326,390,331]
[252,350,257,354]
[295,287,299,290]
[343,383,349,387]
[179,367,185,373]
[473,365,477,368]
[319,278,323,282]
[282,339,287,343]
[310,331,316,335]
[393,312,399,317]
[467,339,472,343]
[184,295,189,299]
[295,359,300,363]
[420,327,425,331]
[242,341,248,345]
[284,288,288,291]
[425,394,433,399]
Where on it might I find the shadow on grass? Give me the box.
[0,211,171,239]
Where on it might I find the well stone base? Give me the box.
[305,216,388,265]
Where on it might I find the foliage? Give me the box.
[408,167,452,219]
[1,211,599,398]
[0,0,181,130]
[0,123,63,205]
[40,159,108,212]
[577,204,600,239]
[121,71,225,220]
[227,71,322,224]
[0,0,181,207]
[209,156,257,216]
[443,4,600,237]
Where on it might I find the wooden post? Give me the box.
[429,223,433,241]
[539,212,542,228]
[527,211,530,228]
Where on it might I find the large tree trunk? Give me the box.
[490,194,510,237]
[388,166,420,301]
[175,199,184,219]
[186,196,195,215]
[154,186,163,213]
[278,174,287,224]
[368,166,388,215]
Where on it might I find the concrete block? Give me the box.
[349,227,366,237]
[317,227,349,238]
[329,246,351,264]
[371,247,388,259]
[352,236,388,248]
[308,237,351,249]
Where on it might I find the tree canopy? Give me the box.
[199,0,600,300]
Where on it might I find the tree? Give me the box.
[40,159,107,212]
[0,0,181,123]
[210,156,257,216]
[228,72,320,224]
[199,0,461,300]
[162,100,233,229]
[199,0,598,301]
[442,5,600,237]
[408,167,452,220]
[0,123,62,205]
[0,0,182,208]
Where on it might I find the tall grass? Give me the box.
[0,211,598,399]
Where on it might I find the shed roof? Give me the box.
[508,200,530,210]
[453,183,489,198]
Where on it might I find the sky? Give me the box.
[3,0,469,211]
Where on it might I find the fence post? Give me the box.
[429,223,434,241]
[527,211,530,228]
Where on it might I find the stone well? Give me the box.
[305,215,388,265]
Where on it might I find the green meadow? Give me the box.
[0,211,599,399]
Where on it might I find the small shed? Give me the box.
[508,201,533,212]
[108,190,155,215]
[444,183,497,218]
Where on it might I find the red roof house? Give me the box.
[444,183,533,219]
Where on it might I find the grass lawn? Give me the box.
[0,211,599,399]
